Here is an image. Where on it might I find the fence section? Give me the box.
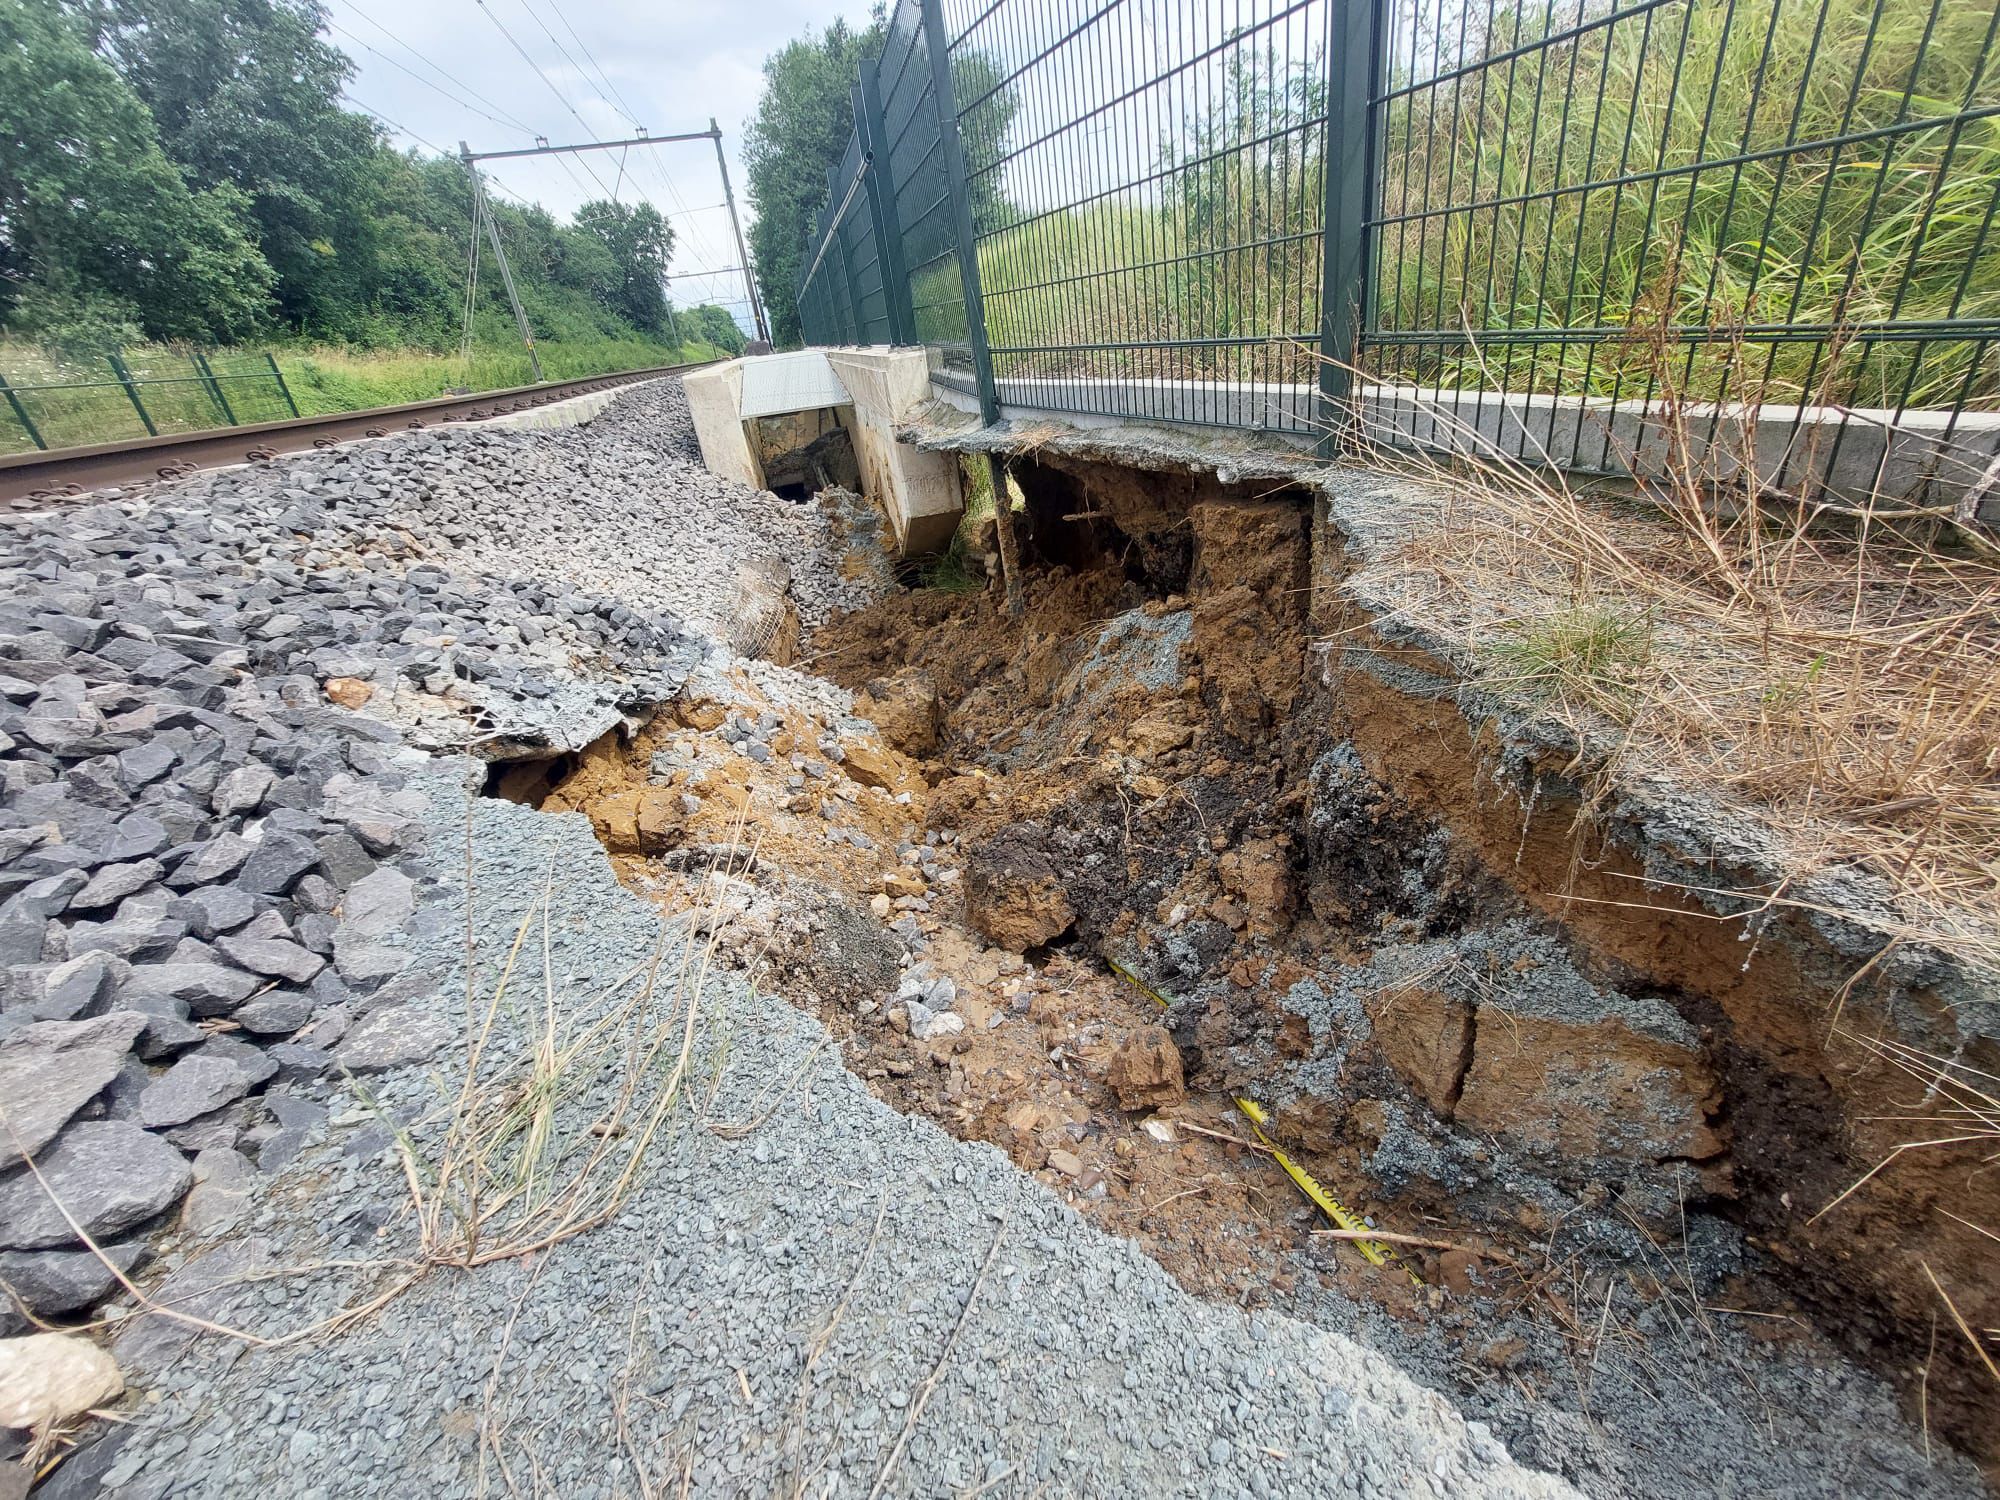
[0,348,299,456]
[799,0,2000,498]
[1364,0,2000,488]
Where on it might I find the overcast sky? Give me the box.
[328,0,877,330]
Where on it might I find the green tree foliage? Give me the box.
[572,200,675,336]
[2,0,703,363]
[76,0,384,335]
[0,0,274,345]
[743,11,884,347]
[684,303,745,355]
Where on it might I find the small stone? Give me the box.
[213,933,325,985]
[182,1147,257,1237]
[67,860,163,914]
[1047,1149,1085,1177]
[38,951,124,1021]
[210,765,276,817]
[235,832,321,896]
[0,1014,145,1170]
[0,1242,148,1320]
[138,1051,256,1129]
[232,995,314,1036]
[167,832,256,888]
[122,961,258,1017]
[1106,1027,1186,1111]
[338,866,415,939]
[0,1332,124,1432]
[323,677,373,709]
[166,886,259,939]
[910,1008,965,1042]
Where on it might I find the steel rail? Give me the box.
[0,361,716,511]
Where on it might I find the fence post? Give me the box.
[830,161,866,342]
[856,61,915,345]
[1316,0,1385,457]
[266,352,301,417]
[193,351,238,426]
[0,374,45,451]
[106,353,158,437]
[917,0,1020,613]
[919,0,999,426]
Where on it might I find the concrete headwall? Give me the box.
[824,348,965,555]
[687,349,965,556]
[682,360,762,490]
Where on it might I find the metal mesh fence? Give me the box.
[0,348,298,456]
[1365,0,2000,486]
[797,0,2000,498]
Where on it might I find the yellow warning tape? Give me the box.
[1108,959,1421,1284]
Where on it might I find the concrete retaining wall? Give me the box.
[682,361,762,489]
[484,383,633,433]
[926,372,2000,520]
[823,348,964,555]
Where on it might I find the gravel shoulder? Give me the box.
[78,764,1572,1500]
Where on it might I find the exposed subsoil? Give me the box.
[535,472,1986,1498]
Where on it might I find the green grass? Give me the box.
[1483,603,1655,716]
[0,334,724,455]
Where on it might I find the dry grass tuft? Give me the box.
[385,826,746,1271]
[1345,369,2000,976]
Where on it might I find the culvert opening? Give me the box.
[528,446,1991,1491]
[482,750,582,806]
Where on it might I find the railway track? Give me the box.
[0,360,714,510]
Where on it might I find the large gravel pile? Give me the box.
[0,380,1574,1498]
[0,402,710,1346]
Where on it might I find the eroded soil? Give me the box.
[510,481,1988,1496]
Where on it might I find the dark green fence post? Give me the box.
[1317,0,1385,457]
[856,61,915,345]
[193,350,238,426]
[266,352,301,417]
[829,162,866,342]
[919,0,999,426]
[0,374,45,451]
[106,353,158,437]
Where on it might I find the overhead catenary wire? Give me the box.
[471,0,619,201]
[344,7,756,345]
[327,20,533,139]
[333,0,540,136]
[517,0,707,239]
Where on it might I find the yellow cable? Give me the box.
[1108,959,1422,1284]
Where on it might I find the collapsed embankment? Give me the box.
[794,431,2000,1478]
[503,415,1994,1489]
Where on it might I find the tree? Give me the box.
[78,0,390,337]
[571,201,675,336]
[743,11,884,347]
[0,0,274,344]
[685,303,745,355]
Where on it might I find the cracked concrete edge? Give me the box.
[897,407,1999,1045]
